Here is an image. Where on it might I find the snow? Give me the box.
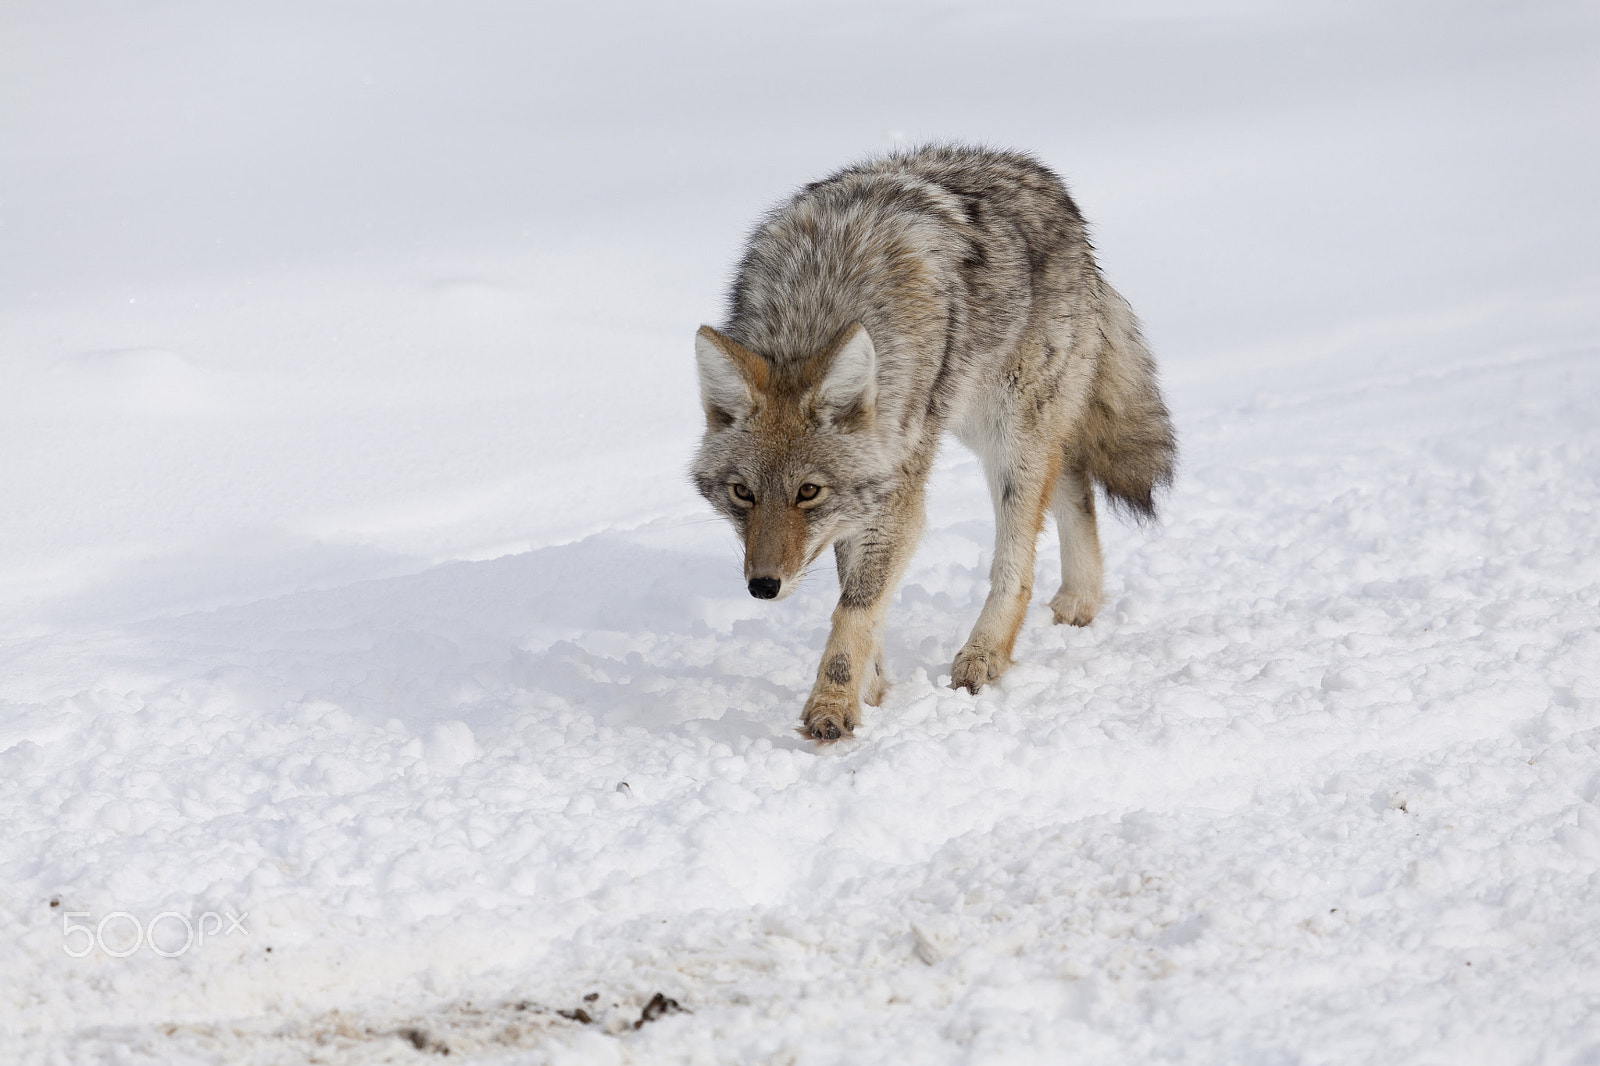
[3,1,1599,1062]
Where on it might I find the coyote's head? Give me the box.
[690,322,893,601]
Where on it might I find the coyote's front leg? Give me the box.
[801,491,923,741]
[952,452,1059,693]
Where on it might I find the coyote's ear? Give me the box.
[812,322,876,427]
[695,326,767,427]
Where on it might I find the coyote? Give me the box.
[691,145,1175,741]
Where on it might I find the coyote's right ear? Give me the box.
[695,326,768,427]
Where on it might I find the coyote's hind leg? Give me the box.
[1048,463,1102,626]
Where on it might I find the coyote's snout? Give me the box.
[739,489,809,600]
[691,145,1175,741]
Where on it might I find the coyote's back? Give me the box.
[692,145,1175,740]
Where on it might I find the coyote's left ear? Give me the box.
[695,325,768,427]
[811,322,876,428]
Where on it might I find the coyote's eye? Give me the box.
[796,483,821,503]
[729,483,754,505]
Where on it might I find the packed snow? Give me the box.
[3,2,1598,1063]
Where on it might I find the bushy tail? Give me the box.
[1071,285,1176,521]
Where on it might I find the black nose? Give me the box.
[748,577,781,599]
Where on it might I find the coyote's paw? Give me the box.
[801,689,859,743]
[951,644,1008,694]
[1048,589,1099,627]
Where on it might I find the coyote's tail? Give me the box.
[1072,285,1177,521]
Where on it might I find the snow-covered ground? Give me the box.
[3,2,1598,1062]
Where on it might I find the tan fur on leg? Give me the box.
[953,452,1059,693]
[1049,464,1103,626]
[802,484,925,740]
